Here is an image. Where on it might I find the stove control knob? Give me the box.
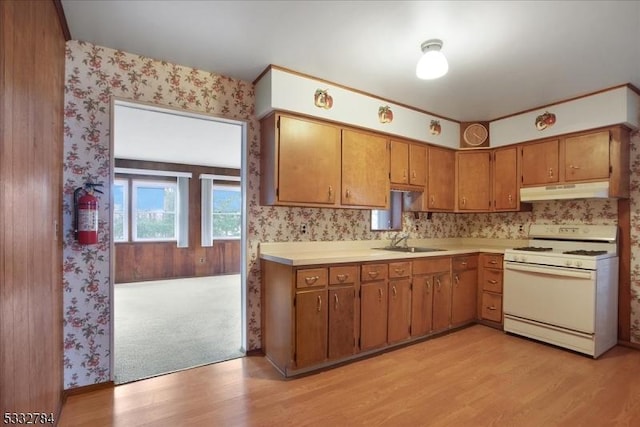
[576,260,583,267]
[566,260,572,267]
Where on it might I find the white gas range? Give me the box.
[503,224,619,358]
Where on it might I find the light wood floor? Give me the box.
[58,325,640,426]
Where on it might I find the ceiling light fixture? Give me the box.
[416,39,448,80]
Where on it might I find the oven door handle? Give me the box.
[504,262,593,280]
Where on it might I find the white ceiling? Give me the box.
[62,0,640,123]
[113,102,242,169]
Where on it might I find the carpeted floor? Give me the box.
[114,275,243,384]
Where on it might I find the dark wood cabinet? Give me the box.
[388,261,412,344]
[360,263,389,351]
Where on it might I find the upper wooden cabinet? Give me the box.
[342,129,390,208]
[261,113,389,209]
[390,139,426,190]
[521,139,560,186]
[493,146,520,211]
[563,130,611,182]
[519,126,630,198]
[427,146,456,211]
[261,113,340,207]
[456,151,491,211]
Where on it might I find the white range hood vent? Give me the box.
[520,181,610,202]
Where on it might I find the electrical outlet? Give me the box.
[300,224,307,234]
[518,225,525,232]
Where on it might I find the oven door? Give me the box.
[503,262,596,334]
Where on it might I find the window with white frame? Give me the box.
[113,178,129,242]
[212,184,241,239]
[132,180,178,241]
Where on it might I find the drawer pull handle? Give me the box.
[460,261,467,266]
[345,188,351,198]
[334,293,339,309]
[392,286,397,297]
[328,185,333,200]
[394,268,405,276]
[488,280,498,284]
[336,274,348,282]
[378,288,383,301]
[487,305,497,311]
[426,280,431,291]
[305,275,320,285]
[454,274,459,285]
[317,296,322,312]
[489,260,498,264]
[436,279,441,290]
[368,271,379,279]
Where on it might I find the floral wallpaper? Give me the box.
[63,40,640,389]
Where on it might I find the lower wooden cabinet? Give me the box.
[360,263,389,351]
[263,252,494,377]
[479,253,504,326]
[295,289,328,368]
[388,261,412,344]
[451,255,478,327]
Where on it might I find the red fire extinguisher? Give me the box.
[74,182,103,245]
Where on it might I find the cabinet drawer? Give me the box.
[329,265,357,285]
[483,254,503,269]
[389,261,411,279]
[482,269,503,293]
[413,257,450,275]
[296,268,328,289]
[452,256,478,271]
[481,292,502,323]
[361,263,388,282]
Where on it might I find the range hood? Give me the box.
[520,181,611,202]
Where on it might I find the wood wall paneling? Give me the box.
[114,159,241,283]
[1,0,65,417]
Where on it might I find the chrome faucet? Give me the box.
[389,232,409,248]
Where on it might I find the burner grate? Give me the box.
[563,250,608,256]
[512,247,554,252]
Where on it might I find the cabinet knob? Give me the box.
[305,275,320,285]
[336,274,348,282]
[394,268,405,276]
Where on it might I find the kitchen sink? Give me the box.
[374,246,446,253]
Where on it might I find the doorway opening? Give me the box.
[110,99,247,384]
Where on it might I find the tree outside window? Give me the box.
[212,184,241,239]
[113,178,129,242]
[133,180,177,241]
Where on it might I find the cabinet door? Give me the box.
[388,278,412,344]
[328,287,355,360]
[493,146,519,211]
[457,151,491,211]
[360,281,388,351]
[409,143,427,186]
[428,146,455,210]
[521,139,559,185]
[564,131,610,182]
[390,139,409,184]
[278,115,340,204]
[451,269,478,326]
[432,272,452,331]
[295,289,328,368]
[411,274,433,337]
[342,129,390,208]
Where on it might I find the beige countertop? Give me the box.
[259,237,528,266]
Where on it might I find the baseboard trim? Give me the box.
[618,340,640,351]
[246,348,264,357]
[64,381,115,398]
